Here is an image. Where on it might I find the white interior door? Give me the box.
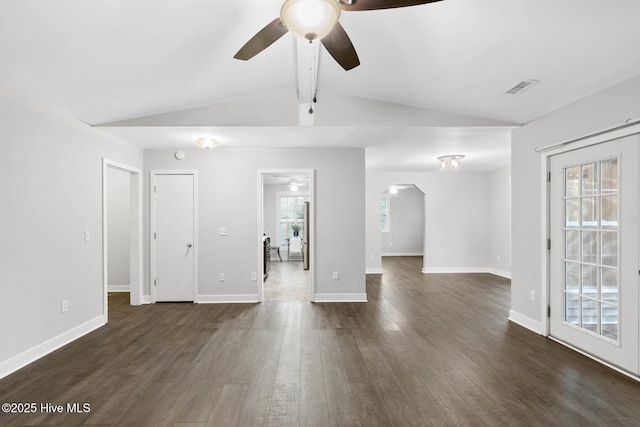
[549,135,639,374]
[153,173,195,302]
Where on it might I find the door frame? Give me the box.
[258,169,315,302]
[541,126,640,338]
[150,170,199,303]
[102,159,143,322]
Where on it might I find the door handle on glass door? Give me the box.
[187,243,193,248]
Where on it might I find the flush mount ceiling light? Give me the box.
[234,0,443,71]
[195,138,220,149]
[389,185,398,195]
[437,154,466,169]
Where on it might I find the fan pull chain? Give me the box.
[308,50,314,114]
[313,50,318,103]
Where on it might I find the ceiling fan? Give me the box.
[234,0,444,71]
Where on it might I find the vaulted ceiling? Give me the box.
[2,0,640,171]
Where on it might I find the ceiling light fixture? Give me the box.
[195,138,220,149]
[437,154,465,169]
[389,185,398,195]
[290,180,299,191]
[280,0,341,42]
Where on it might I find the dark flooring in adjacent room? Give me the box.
[2,256,640,426]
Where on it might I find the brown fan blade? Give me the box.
[321,22,360,71]
[339,0,443,12]
[234,18,289,60]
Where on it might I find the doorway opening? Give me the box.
[259,170,315,302]
[102,159,143,322]
[380,184,426,270]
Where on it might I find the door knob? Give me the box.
[187,243,193,248]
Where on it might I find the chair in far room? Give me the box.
[287,237,303,262]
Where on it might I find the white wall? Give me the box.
[488,166,511,277]
[367,171,491,274]
[0,86,143,378]
[107,167,131,291]
[381,187,424,256]
[511,75,640,332]
[144,147,366,302]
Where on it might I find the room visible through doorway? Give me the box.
[260,170,314,302]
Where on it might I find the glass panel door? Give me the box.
[549,135,639,375]
[561,159,619,340]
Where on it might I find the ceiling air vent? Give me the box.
[506,79,539,95]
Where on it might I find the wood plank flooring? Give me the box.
[2,256,640,426]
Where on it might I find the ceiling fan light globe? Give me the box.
[281,0,341,41]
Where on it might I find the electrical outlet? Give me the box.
[530,291,536,301]
[333,272,339,280]
[251,272,257,281]
[219,273,225,282]
[84,231,90,242]
[61,300,68,313]
[219,227,228,236]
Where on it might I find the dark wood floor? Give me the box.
[2,257,640,426]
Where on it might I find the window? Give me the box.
[277,192,309,247]
[381,196,390,232]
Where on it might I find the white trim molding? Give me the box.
[508,310,545,335]
[197,294,260,303]
[313,293,368,303]
[366,268,384,275]
[487,268,512,279]
[102,158,144,318]
[0,316,104,380]
[381,252,424,257]
[107,285,131,292]
[422,267,511,278]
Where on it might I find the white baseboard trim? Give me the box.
[422,267,489,274]
[0,315,105,380]
[108,285,130,292]
[508,310,545,335]
[366,268,383,275]
[422,267,512,279]
[197,294,259,303]
[487,268,512,279]
[142,295,151,304]
[381,252,423,257]
[313,293,368,303]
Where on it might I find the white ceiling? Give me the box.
[2,0,640,172]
